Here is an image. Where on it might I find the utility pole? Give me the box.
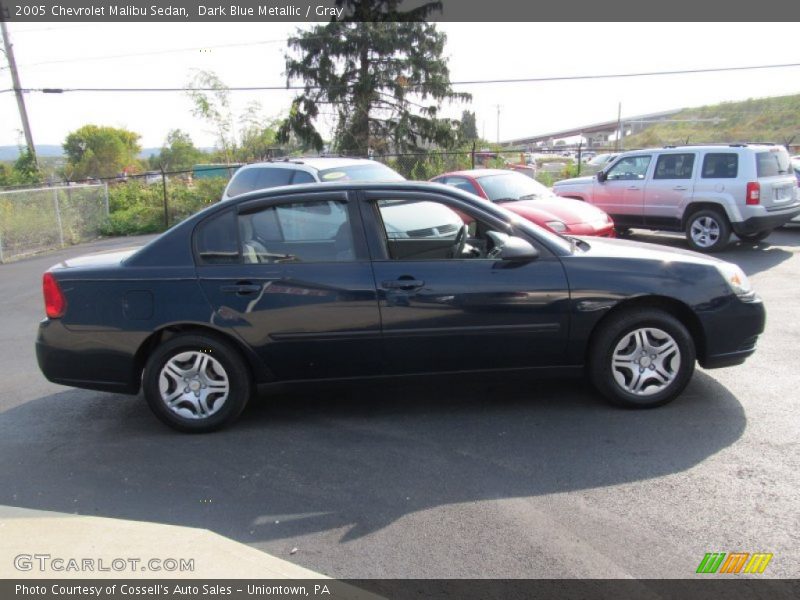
[614,102,622,152]
[1,17,38,168]
[496,104,501,145]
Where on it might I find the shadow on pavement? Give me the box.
[0,371,745,545]
[626,228,798,276]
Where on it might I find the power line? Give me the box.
[4,37,292,70]
[3,61,799,94]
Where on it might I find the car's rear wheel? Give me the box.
[589,309,696,408]
[738,230,772,243]
[685,209,731,252]
[142,333,252,432]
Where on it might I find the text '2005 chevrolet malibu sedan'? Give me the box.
[36,182,765,432]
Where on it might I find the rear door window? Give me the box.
[702,153,738,179]
[653,153,695,179]
[238,200,355,263]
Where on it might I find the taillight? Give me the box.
[42,272,66,318]
[746,182,760,205]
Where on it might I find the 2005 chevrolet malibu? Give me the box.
[36,182,765,432]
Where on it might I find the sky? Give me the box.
[1,22,799,150]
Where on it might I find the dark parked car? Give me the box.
[37,182,765,432]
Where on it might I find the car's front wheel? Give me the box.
[142,333,252,432]
[589,309,696,408]
[685,209,731,252]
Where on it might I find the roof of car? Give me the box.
[623,144,783,154]
[435,169,516,179]
[238,156,382,172]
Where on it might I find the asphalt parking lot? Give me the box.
[1,229,798,578]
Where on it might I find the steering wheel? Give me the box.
[450,224,467,258]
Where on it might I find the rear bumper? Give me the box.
[698,296,766,369]
[732,204,800,235]
[36,319,142,394]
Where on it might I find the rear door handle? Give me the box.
[382,279,425,290]
[221,282,262,295]
[672,185,688,191]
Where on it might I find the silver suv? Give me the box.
[221,156,404,201]
[553,144,800,252]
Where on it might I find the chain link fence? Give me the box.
[373,145,623,184]
[0,184,109,263]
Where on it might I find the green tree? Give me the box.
[0,147,41,186]
[237,102,281,162]
[278,0,470,155]
[185,70,235,164]
[63,125,141,179]
[151,129,204,171]
[458,110,478,142]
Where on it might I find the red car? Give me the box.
[431,169,616,237]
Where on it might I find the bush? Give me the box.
[100,178,227,236]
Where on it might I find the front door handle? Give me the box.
[672,185,688,191]
[221,282,261,295]
[382,279,425,291]
[626,186,640,190]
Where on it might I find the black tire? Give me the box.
[588,308,696,409]
[684,208,731,252]
[615,226,633,237]
[142,333,252,433]
[738,229,772,243]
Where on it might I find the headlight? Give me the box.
[545,220,567,232]
[716,262,753,297]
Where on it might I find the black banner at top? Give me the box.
[2,0,800,22]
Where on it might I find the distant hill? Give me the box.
[0,145,64,161]
[0,145,215,161]
[623,94,800,147]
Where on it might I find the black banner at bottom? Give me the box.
[3,579,800,600]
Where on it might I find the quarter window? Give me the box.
[238,200,355,263]
[605,155,652,180]
[702,153,738,179]
[653,153,695,180]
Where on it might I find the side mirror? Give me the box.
[500,236,539,261]
[596,170,607,183]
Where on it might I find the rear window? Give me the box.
[756,149,791,177]
[318,163,404,182]
[226,167,294,197]
[702,153,738,179]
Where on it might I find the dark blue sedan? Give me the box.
[36,182,765,432]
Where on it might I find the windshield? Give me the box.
[589,153,614,166]
[477,172,555,202]
[756,149,791,177]
[318,163,405,182]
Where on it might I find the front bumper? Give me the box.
[698,295,766,369]
[566,222,616,238]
